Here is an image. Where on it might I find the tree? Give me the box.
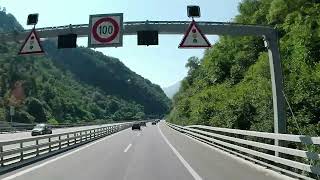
[185,56,200,73]
[168,0,320,137]
[27,98,47,123]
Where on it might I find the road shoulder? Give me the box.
[159,122,292,180]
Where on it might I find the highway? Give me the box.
[0,122,292,180]
[0,125,108,141]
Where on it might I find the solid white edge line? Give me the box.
[158,124,202,180]
[169,125,296,180]
[2,129,127,180]
[123,143,132,153]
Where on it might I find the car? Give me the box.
[132,123,141,130]
[31,124,52,136]
[140,122,147,127]
[151,121,157,125]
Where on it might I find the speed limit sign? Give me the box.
[88,13,123,48]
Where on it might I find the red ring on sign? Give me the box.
[92,17,119,43]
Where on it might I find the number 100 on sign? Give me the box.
[99,25,113,35]
[88,13,123,48]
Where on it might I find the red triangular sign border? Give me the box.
[179,20,211,48]
[18,28,44,55]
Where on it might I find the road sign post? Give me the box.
[9,106,14,131]
[88,13,123,48]
[9,106,14,117]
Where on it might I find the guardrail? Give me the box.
[166,122,320,180]
[0,121,131,133]
[0,121,138,174]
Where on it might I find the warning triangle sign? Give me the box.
[179,20,211,48]
[18,28,44,55]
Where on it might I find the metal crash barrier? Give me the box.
[166,122,320,180]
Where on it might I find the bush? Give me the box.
[47,118,59,125]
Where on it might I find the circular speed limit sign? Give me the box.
[92,18,119,42]
[88,13,123,48]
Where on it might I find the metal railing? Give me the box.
[0,121,137,174]
[0,121,131,133]
[166,122,320,180]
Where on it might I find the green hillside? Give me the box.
[168,0,320,136]
[44,43,170,115]
[0,9,170,124]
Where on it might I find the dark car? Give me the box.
[152,121,157,125]
[31,124,52,136]
[140,122,147,127]
[132,123,141,130]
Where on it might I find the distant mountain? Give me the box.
[0,11,23,32]
[163,81,181,99]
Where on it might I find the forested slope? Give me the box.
[168,0,320,136]
[44,43,170,115]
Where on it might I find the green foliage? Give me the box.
[267,0,288,24]
[168,0,320,136]
[43,44,171,116]
[26,97,47,123]
[13,110,35,124]
[47,118,59,125]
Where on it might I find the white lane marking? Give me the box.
[158,125,202,180]
[123,143,132,153]
[137,133,141,136]
[177,131,295,180]
[2,130,126,180]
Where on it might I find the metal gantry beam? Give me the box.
[0,21,286,151]
[0,21,275,42]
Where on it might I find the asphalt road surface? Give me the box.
[0,122,292,180]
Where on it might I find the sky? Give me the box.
[1,0,241,87]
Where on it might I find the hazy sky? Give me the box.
[1,0,241,87]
